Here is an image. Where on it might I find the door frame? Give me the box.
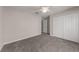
[41,16,50,35]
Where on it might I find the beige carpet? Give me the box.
[1,34,79,52]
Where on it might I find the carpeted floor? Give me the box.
[1,34,79,52]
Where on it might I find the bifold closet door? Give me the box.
[53,13,79,43]
[64,14,79,42]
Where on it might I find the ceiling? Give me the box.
[4,6,75,16]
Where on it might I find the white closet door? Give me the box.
[53,16,64,38]
[64,14,79,42]
[53,13,79,42]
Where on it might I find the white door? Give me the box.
[43,19,47,33]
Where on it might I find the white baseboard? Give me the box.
[3,33,41,47]
[0,33,41,51]
[50,34,79,43]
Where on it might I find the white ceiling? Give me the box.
[4,6,75,16]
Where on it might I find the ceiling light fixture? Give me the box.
[40,7,49,13]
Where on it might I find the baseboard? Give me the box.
[50,35,79,44]
[2,33,41,46]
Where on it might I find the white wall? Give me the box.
[2,7,41,46]
[0,7,3,50]
[50,7,79,43]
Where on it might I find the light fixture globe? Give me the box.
[40,7,50,13]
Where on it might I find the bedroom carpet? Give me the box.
[1,34,79,52]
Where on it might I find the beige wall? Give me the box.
[1,7,41,49]
[50,7,79,43]
[0,7,3,50]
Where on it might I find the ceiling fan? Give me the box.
[34,6,50,15]
[40,6,50,13]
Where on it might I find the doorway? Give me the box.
[41,16,50,35]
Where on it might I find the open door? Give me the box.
[41,16,50,35]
